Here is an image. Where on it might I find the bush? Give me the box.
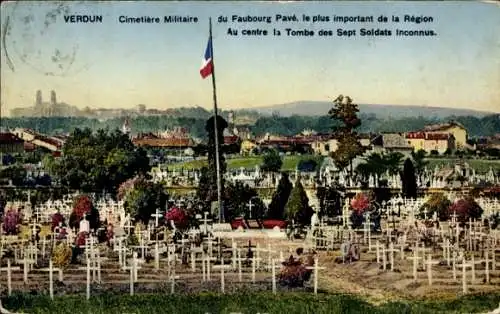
[165,207,188,229]
[123,178,168,224]
[261,149,283,172]
[69,195,99,230]
[297,159,318,172]
[53,243,72,268]
[489,213,500,229]
[75,231,89,247]
[278,256,312,287]
[2,208,21,235]
[420,193,451,221]
[51,212,65,232]
[350,193,370,215]
[448,197,483,224]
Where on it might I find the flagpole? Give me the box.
[209,17,224,223]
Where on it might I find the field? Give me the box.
[425,158,500,173]
[166,155,324,171]
[2,291,500,314]
[165,155,500,173]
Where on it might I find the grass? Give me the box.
[166,155,324,172]
[2,291,499,314]
[425,158,500,173]
[166,155,499,174]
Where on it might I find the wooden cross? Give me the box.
[440,238,452,266]
[122,252,141,296]
[169,267,180,294]
[213,256,232,293]
[123,218,134,235]
[270,258,281,294]
[305,257,325,295]
[39,260,62,300]
[361,214,374,248]
[407,247,423,281]
[386,242,399,272]
[458,261,473,294]
[0,259,20,296]
[424,254,440,286]
[151,207,163,227]
[484,249,494,283]
[17,256,35,283]
[265,243,277,271]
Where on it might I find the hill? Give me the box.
[249,101,496,118]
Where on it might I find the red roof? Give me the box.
[132,137,193,147]
[224,136,239,145]
[406,132,426,139]
[426,133,451,141]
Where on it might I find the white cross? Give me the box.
[200,212,212,234]
[151,208,163,227]
[305,257,325,295]
[0,259,20,296]
[247,199,255,219]
[124,219,134,235]
[407,247,423,281]
[39,260,62,300]
[424,254,440,286]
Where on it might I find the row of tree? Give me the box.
[4,113,499,139]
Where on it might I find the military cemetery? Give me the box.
[1,1,499,313]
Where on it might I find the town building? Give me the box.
[422,121,467,149]
[12,128,64,152]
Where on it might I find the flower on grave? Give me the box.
[117,176,142,201]
[278,255,313,287]
[75,231,89,247]
[350,193,370,215]
[51,212,65,231]
[69,195,99,230]
[448,197,483,224]
[53,243,72,268]
[420,193,451,221]
[2,208,22,235]
[72,195,93,220]
[165,207,188,229]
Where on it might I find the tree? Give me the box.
[285,177,313,226]
[316,184,343,218]
[198,115,228,219]
[356,152,403,181]
[224,181,265,220]
[69,195,100,230]
[448,197,483,224]
[328,95,363,173]
[297,158,318,172]
[123,178,168,224]
[411,149,428,175]
[261,149,282,172]
[53,128,150,194]
[268,173,293,220]
[402,158,417,199]
[420,193,451,221]
[0,165,27,186]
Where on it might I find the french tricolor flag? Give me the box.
[200,38,213,79]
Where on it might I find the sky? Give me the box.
[1,1,499,116]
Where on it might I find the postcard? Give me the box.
[0,2,499,313]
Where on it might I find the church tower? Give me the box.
[50,90,57,106]
[35,90,42,107]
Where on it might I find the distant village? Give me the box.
[1,90,499,178]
